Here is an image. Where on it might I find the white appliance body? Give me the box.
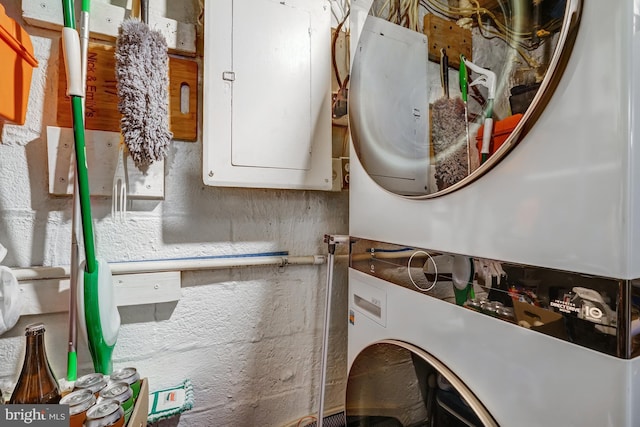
[347,1,640,426]
[350,0,640,279]
[348,269,640,426]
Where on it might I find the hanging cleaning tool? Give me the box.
[460,55,496,165]
[440,48,449,99]
[66,0,92,388]
[459,54,470,174]
[115,0,172,168]
[451,255,475,306]
[432,48,468,191]
[61,0,120,375]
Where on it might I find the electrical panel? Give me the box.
[203,0,332,190]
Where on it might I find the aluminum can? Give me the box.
[60,388,96,427]
[99,381,134,423]
[109,367,141,400]
[84,398,125,427]
[75,373,108,396]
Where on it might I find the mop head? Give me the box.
[431,97,469,190]
[147,379,194,423]
[115,19,173,168]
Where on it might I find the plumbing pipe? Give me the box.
[12,254,327,282]
[317,234,348,427]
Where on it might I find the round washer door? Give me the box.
[349,0,582,198]
[346,340,498,427]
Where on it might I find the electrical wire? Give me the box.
[372,0,562,51]
[331,4,351,119]
[372,0,421,32]
[332,8,350,89]
[416,0,561,68]
[366,0,566,105]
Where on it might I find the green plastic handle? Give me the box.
[85,268,114,374]
[63,0,113,377]
[61,0,75,28]
[71,96,97,273]
[61,1,97,272]
[66,351,77,381]
[459,54,468,103]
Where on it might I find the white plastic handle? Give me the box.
[61,27,84,97]
[481,117,494,155]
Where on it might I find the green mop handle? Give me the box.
[459,55,468,104]
[80,0,91,96]
[65,0,92,384]
[61,0,97,275]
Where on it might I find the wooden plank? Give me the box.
[56,41,198,141]
[128,378,149,427]
[423,13,472,69]
[21,0,196,55]
[57,42,120,133]
[168,57,199,141]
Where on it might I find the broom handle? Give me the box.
[61,0,98,274]
[141,0,149,24]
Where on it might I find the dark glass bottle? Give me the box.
[9,323,61,404]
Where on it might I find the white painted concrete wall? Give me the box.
[0,1,349,425]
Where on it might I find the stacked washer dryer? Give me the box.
[346,0,640,426]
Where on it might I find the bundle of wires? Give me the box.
[370,0,562,68]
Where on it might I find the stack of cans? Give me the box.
[60,367,141,427]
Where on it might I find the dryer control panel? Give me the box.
[350,237,639,359]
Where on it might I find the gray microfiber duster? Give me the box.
[431,97,470,190]
[115,19,172,168]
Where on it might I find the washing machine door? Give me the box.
[346,340,498,427]
[349,0,582,197]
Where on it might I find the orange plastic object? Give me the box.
[0,4,38,124]
[475,113,523,162]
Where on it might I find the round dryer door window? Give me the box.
[346,340,498,426]
[349,0,582,197]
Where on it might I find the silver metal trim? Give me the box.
[619,280,632,358]
[351,339,500,427]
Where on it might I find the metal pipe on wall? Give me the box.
[12,254,328,282]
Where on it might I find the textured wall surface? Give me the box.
[0,1,349,425]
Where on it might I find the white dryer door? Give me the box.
[346,340,498,427]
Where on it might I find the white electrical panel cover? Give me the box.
[203,0,332,190]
